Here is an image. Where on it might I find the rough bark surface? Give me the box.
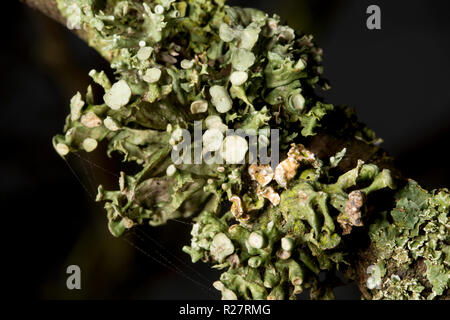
[22,0,89,42]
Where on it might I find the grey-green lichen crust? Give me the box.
[366,181,449,299]
[52,0,449,299]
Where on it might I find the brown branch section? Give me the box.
[21,0,89,43]
[308,132,400,177]
[22,0,65,25]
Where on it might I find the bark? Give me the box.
[23,0,65,24]
[22,0,89,43]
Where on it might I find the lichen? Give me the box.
[53,0,338,234]
[51,0,449,300]
[368,181,449,300]
[183,150,396,299]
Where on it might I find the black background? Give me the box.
[3,0,449,299]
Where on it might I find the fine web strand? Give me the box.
[62,152,215,294]
[63,158,96,200]
[134,226,212,285]
[72,152,120,178]
[122,234,214,294]
[78,153,97,197]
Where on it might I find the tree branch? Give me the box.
[21,0,448,300]
[22,0,65,24]
[21,0,90,45]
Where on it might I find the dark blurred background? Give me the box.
[3,0,449,299]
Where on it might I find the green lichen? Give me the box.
[53,0,338,235]
[368,181,449,300]
[183,157,395,299]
